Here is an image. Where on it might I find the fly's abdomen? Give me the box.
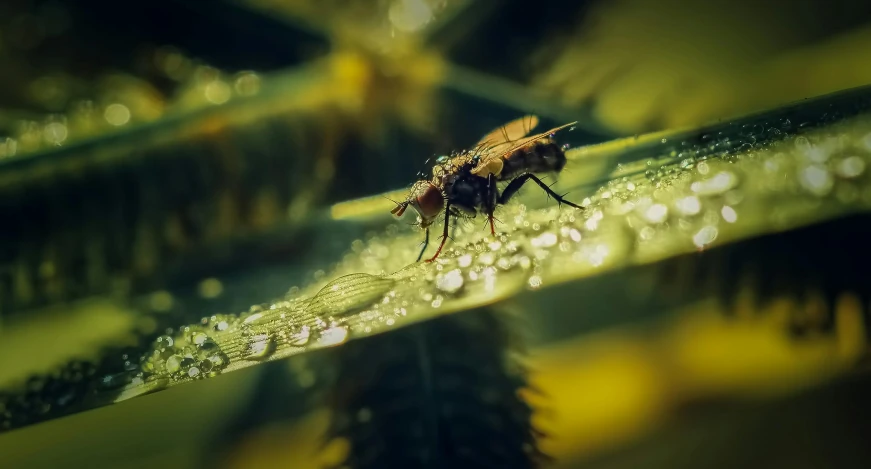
[498,140,567,181]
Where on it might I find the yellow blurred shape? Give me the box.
[222,410,347,469]
[834,292,866,361]
[664,295,866,399]
[528,333,670,459]
[0,299,136,388]
[527,292,866,464]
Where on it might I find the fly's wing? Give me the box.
[475,115,540,150]
[470,115,539,175]
[471,120,578,175]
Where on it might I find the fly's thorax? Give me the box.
[498,139,566,181]
[445,172,488,214]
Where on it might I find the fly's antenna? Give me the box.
[383,194,409,217]
[390,201,409,217]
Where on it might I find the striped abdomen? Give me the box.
[497,139,567,181]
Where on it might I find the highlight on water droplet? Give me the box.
[243,332,276,360]
[643,204,668,224]
[798,164,834,196]
[691,171,737,195]
[289,325,311,347]
[720,206,738,223]
[318,325,349,347]
[436,268,464,294]
[836,156,865,178]
[675,196,701,216]
[531,232,558,248]
[693,226,718,248]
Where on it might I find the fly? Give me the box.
[391,115,583,263]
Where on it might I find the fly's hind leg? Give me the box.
[498,173,583,209]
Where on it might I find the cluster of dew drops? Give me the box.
[103,315,237,391]
[104,118,871,392]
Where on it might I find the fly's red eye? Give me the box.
[413,182,444,220]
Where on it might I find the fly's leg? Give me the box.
[498,173,583,209]
[486,173,498,235]
[425,201,452,263]
[416,226,430,262]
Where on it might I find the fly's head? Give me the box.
[391,180,445,229]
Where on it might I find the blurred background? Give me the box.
[2,0,871,468]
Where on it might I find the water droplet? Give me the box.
[187,367,201,378]
[528,276,542,289]
[190,332,208,346]
[496,257,512,270]
[244,333,275,360]
[165,355,183,374]
[43,122,67,145]
[307,273,396,318]
[436,269,464,294]
[639,226,655,240]
[199,359,214,373]
[795,136,810,151]
[104,103,130,126]
[319,326,349,347]
[721,206,738,223]
[204,80,232,104]
[584,210,603,231]
[568,228,582,243]
[643,204,668,224]
[836,156,865,178]
[457,254,473,267]
[289,325,311,346]
[209,353,227,368]
[531,232,558,248]
[150,291,174,312]
[693,226,718,248]
[478,252,495,266]
[196,337,220,359]
[244,313,264,325]
[675,196,701,216]
[156,335,174,349]
[691,171,737,195]
[799,164,833,196]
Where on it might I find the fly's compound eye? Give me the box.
[410,181,444,224]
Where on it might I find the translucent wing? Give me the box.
[471,120,577,176]
[475,115,540,149]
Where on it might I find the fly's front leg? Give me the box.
[416,226,430,262]
[486,173,498,235]
[426,201,452,263]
